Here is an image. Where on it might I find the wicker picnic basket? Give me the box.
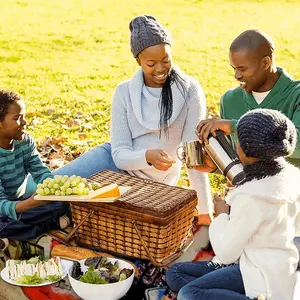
[66,170,198,267]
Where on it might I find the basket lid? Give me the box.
[88,170,197,218]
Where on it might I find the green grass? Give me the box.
[1,0,300,191]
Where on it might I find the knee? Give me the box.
[177,286,190,300]
[178,285,203,300]
[49,201,70,215]
[59,202,70,215]
[166,263,182,292]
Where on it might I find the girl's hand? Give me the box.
[213,194,230,216]
[146,149,176,171]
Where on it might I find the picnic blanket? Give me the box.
[0,227,299,300]
[0,225,213,300]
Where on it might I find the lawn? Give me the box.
[0,0,300,190]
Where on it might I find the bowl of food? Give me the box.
[68,256,134,300]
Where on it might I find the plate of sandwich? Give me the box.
[1,256,73,287]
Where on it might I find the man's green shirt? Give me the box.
[221,67,300,167]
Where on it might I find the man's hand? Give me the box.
[146,149,175,171]
[192,149,218,173]
[196,118,232,144]
[213,194,230,217]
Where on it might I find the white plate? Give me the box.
[34,186,131,203]
[0,259,73,287]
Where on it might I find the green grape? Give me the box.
[81,178,88,185]
[53,183,60,190]
[63,182,70,188]
[92,182,101,190]
[55,190,61,196]
[77,189,84,195]
[60,191,66,196]
[43,178,51,185]
[78,182,85,190]
[47,181,54,188]
[83,187,89,195]
[50,188,55,194]
[69,175,77,181]
[71,180,78,187]
[44,188,50,195]
[60,185,66,191]
[37,184,43,189]
[72,187,78,194]
[54,175,62,183]
[62,175,69,182]
[36,188,44,195]
[66,188,72,195]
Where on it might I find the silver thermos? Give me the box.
[204,131,245,185]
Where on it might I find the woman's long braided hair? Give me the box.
[159,68,187,138]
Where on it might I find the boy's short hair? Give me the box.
[0,90,22,121]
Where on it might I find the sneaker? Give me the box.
[0,238,9,251]
[59,215,71,230]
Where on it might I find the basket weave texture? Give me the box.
[70,170,198,264]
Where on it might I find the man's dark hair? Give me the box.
[0,90,22,121]
[230,29,275,59]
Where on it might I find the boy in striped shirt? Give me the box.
[0,90,69,244]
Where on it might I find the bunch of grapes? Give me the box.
[36,175,101,196]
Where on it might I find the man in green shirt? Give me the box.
[197,29,300,170]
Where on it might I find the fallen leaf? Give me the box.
[47,108,55,115]
[26,112,42,118]
[74,112,84,118]
[79,133,88,139]
[65,120,76,127]
[52,137,69,144]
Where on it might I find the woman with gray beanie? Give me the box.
[166,109,300,300]
[46,15,212,229]
[110,15,211,226]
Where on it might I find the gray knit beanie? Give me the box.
[237,109,297,160]
[129,15,171,58]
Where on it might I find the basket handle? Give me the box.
[132,220,194,267]
[65,210,94,242]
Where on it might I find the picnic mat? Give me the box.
[0,226,213,300]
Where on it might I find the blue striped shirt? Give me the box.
[0,133,52,219]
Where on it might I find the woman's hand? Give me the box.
[15,194,51,213]
[146,149,175,171]
[196,118,232,144]
[213,194,230,217]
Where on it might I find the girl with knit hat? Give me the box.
[40,15,212,226]
[166,108,300,300]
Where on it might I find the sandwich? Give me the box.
[6,256,63,284]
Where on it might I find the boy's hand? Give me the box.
[146,149,175,171]
[15,194,51,213]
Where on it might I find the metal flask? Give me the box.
[204,130,245,185]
